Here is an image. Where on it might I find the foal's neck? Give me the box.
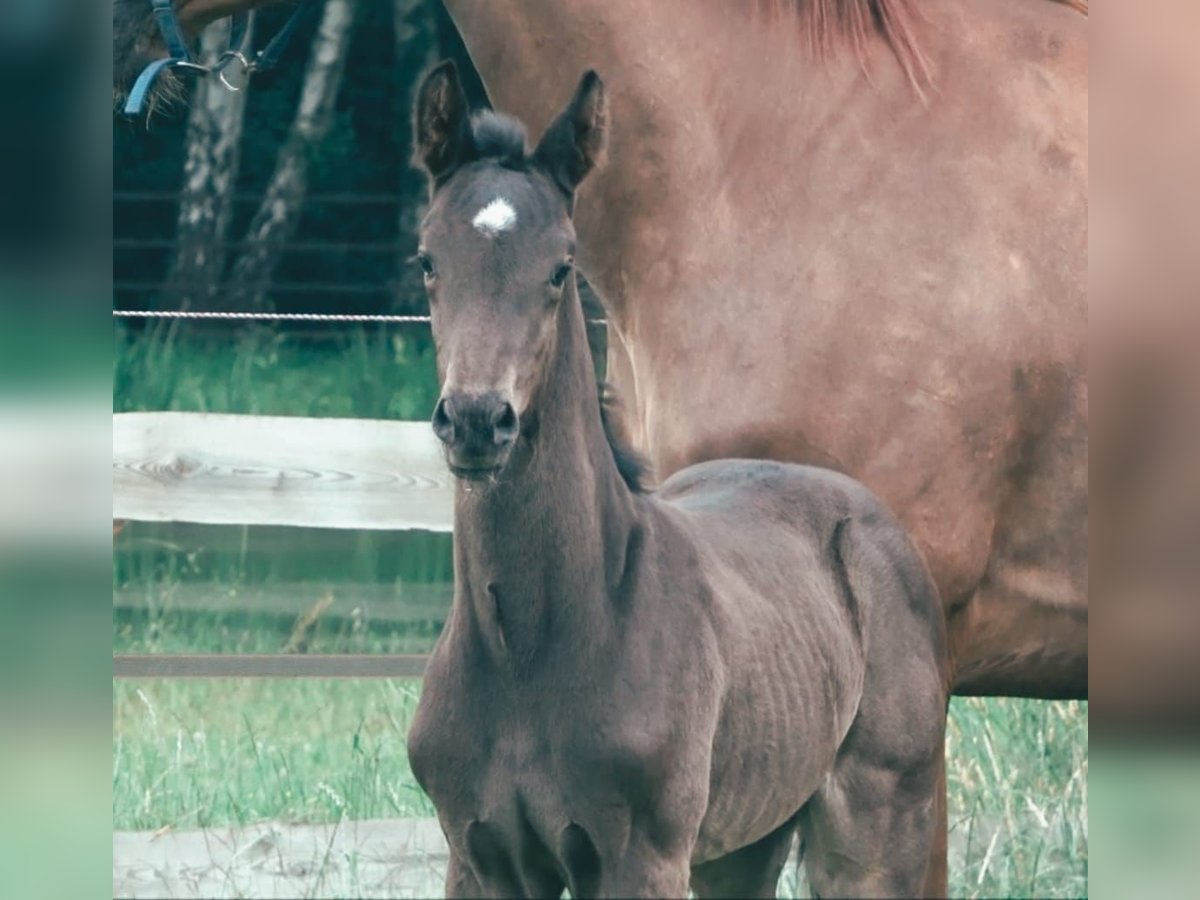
[452,283,638,667]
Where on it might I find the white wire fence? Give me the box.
[112,308,607,325]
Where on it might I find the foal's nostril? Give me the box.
[432,398,455,445]
[434,393,517,455]
[491,402,519,446]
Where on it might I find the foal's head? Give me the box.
[414,62,608,481]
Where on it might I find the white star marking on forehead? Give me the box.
[472,197,517,237]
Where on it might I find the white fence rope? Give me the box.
[113,309,432,323]
[113,309,608,325]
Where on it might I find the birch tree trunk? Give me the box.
[225,0,356,312]
[393,0,438,310]
[166,20,252,310]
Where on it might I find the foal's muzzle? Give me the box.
[432,392,519,478]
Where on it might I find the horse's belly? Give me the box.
[694,755,828,863]
[677,553,865,862]
[692,666,853,862]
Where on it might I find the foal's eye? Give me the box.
[416,252,436,280]
[549,261,573,290]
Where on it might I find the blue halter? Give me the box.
[122,0,313,117]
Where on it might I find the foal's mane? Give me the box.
[775,0,1088,93]
[462,111,651,494]
[599,385,651,494]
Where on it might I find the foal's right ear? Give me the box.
[533,70,608,196]
[414,60,477,188]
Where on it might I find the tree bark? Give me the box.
[392,0,438,311]
[225,0,357,312]
[166,20,252,310]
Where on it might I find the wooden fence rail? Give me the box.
[114,412,454,531]
[113,411,452,678]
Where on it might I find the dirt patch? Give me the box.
[114,813,1015,898]
[113,818,447,899]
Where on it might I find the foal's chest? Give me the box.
[408,652,697,862]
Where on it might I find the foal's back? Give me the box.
[657,458,944,657]
[655,458,947,719]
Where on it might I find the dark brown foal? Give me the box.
[405,63,949,899]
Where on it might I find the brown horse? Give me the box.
[405,62,948,898]
[434,0,1089,706]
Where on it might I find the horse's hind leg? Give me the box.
[922,744,949,898]
[689,814,799,899]
[798,712,943,899]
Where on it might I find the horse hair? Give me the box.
[470,112,529,168]
[599,384,651,493]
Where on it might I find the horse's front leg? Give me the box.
[446,821,566,899]
[600,841,692,899]
[444,849,485,899]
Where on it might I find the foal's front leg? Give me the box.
[444,850,485,899]
[445,824,566,899]
[689,813,800,899]
[602,841,693,899]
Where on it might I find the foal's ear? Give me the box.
[414,60,476,188]
[533,70,608,196]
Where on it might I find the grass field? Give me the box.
[113,323,1087,898]
[113,320,440,421]
[112,590,1088,899]
[113,667,1087,898]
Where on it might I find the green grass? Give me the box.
[112,619,1088,894]
[112,674,1087,898]
[945,697,1087,899]
[113,320,439,419]
[113,609,444,656]
[113,576,1087,898]
[112,679,433,831]
[114,522,453,655]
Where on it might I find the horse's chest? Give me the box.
[408,662,704,857]
[409,674,586,817]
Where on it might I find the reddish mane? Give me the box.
[775,0,1088,93]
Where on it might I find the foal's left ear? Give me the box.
[533,71,608,196]
[414,60,477,188]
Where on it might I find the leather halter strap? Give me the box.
[123,0,313,117]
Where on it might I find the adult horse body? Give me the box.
[406,64,949,898]
[113,0,1089,703]
[439,0,1089,704]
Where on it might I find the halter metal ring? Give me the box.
[216,50,254,92]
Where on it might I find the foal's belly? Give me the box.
[669,550,867,864]
[692,698,844,863]
[693,639,861,862]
